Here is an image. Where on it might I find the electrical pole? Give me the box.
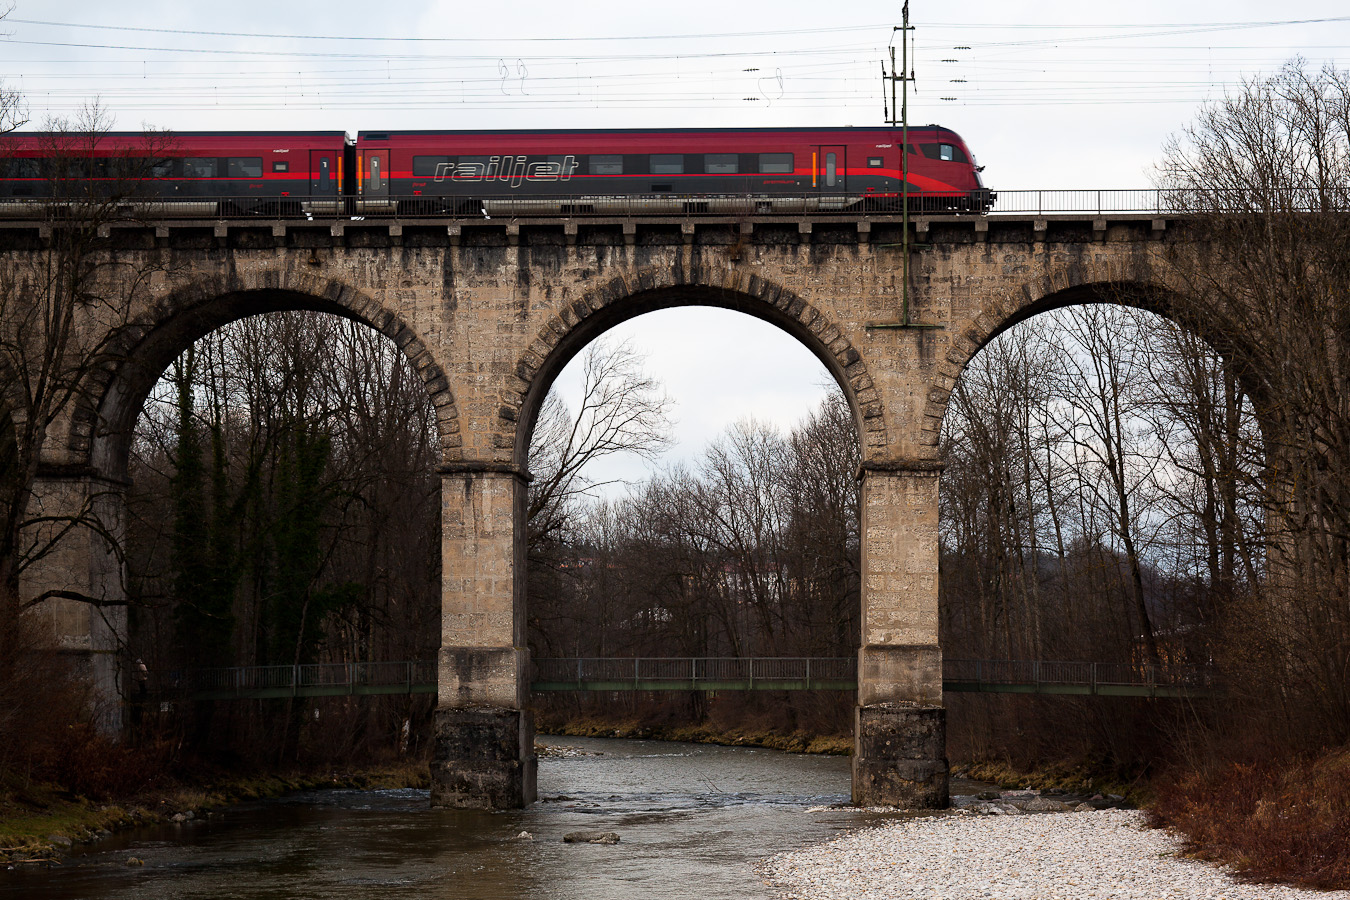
[870,2,939,331]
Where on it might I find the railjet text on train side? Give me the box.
[432,155,579,187]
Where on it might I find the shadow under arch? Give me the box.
[499,268,887,468]
[923,278,1274,448]
[80,281,459,481]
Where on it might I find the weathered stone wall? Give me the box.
[0,213,1178,809]
[19,472,127,731]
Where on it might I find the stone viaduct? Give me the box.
[6,211,1184,809]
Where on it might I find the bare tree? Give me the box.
[0,8,27,136]
[1157,59,1350,743]
[0,105,176,612]
[527,338,673,553]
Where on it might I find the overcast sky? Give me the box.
[4,2,1348,487]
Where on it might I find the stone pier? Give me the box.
[430,464,536,808]
[853,462,948,807]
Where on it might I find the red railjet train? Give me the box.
[0,126,991,217]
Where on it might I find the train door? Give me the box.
[310,150,338,197]
[360,147,390,211]
[815,145,846,192]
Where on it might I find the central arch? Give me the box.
[453,262,948,809]
[495,267,888,467]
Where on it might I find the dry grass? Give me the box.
[958,757,1151,803]
[538,715,853,755]
[1147,747,1350,891]
[533,690,854,755]
[0,761,431,862]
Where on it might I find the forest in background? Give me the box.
[84,296,1269,772]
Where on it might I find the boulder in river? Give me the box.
[1022,797,1074,813]
[563,831,620,844]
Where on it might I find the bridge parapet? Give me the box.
[0,210,1184,251]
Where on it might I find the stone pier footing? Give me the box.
[430,707,537,809]
[852,703,949,808]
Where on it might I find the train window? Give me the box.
[706,153,738,174]
[184,158,217,178]
[227,157,263,178]
[589,155,622,175]
[919,143,969,164]
[455,157,490,179]
[272,161,289,173]
[368,155,383,191]
[0,158,39,179]
[93,157,143,179]
[825,152,837,187]
[150,158,175,178]
[867,157,883,167]
[413,155,453,177]
[758,153,793,174]
[650,154,683,174]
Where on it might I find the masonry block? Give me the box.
[431,706,537,809]
[438,645,527,708]
[853,704,948,808]
[858,643,942,706]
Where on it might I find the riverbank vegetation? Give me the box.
[1147,748,1350,891]
[535,692,852,755]
[1,594,428,861]
[0,761,429,864]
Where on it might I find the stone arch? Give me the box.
[495,265,887,467]
[919,273,1270,450]
[77,269,460,480]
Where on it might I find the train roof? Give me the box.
[357,125,967,139]
[5,130,350,138]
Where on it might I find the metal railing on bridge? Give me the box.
[531,656,857,692]
[0,189,1218,223]
[144,657,1215,701]
[148,660,437,701]
[532,657,1214,697]
[942,659,1217,699]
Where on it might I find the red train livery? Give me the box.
[0,132,347,216]
[0,126,991,216]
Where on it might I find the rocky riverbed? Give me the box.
[760,807,1350,900]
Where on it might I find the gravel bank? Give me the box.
[760,809,1350,900]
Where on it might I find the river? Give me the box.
[2,737,968,899]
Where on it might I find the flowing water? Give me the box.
[2,737,968,899]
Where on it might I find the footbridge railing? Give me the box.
[532,656,858,692]
[941,659,1217,698]
[145,660,438,700]
[533,657,1215,698]
[142,657,1216,701]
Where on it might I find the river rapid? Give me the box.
[1,737,947,900]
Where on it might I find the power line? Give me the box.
[6,18,893,43]
[0,36,879,63]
